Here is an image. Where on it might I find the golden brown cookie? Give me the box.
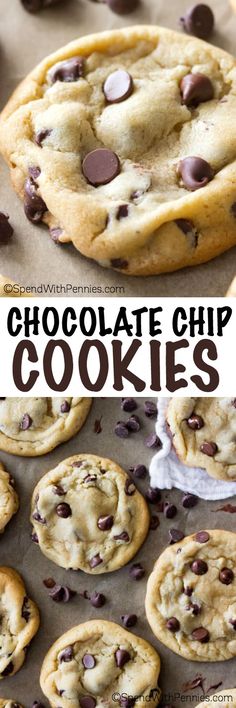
[0,463,18,533]
[0,567,39,678]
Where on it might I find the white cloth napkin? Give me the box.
[149,398,236,500]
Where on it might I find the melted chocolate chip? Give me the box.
[35,129,52,147]
[115,649,130,668]
[24,177,47,223]
[180,4,214,39]
[50,57,85,83]
[191,559,208,575]
[195,531,210,543]
[187,413,204,430]
[0,212,13,244]
[180,73,214,107]
[82,654,96,669]
[28,166,41,180]
[191,627,210,643]
[184,586,193,596]
[219,568,234,585]
[21,413,33,430]
[114,531,130,542]
[59,647,73,663]
[200,441,218,456]
[178,156,214,190]
[97,515,114,530]
[53,485,65,496]
[89,554,103,568]
[1,661,14,677]
[166,617,180,632]
[56,502,72,518]
[116,204,129,220]
[60,400,70,413]
[32,511,46,524]
[82,148,120,187]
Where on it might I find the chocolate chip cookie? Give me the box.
[31,453,150,573]
[196,690,236,708]
[1,26,236,276]
[227,277,236,296]
[0,567,39,678]
[40,619,161,708]
[0,463,18,532]
[0,398,92,456]
[167,397,236,481]
[145,529,236,661]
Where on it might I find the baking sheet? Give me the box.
[0,0,236,297]
[0,397,236,706]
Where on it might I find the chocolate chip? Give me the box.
[82,654,96,669]
[110,258,129,269]
[121,613,137,627]
[32,511,46,524]
[31,703,45,708]
[48,584,76,602]
[169,528,185,544]
[60,400,70,413]
[145,433,161,449]
[229,619,236,630]
[200,441,218,456]
[191,559,208,575]
[186,602,201,616]
[21,0,61,11]
[53,485,65,496]
[56,502,72,518]
[49,57,85,83]
[1,661,14,677]
[191,627,210,643]
[106,0,138,13]
[130,464,147,478]
[35,129,52,147]
[82,148,120,187]
[166,617,180,632]
[114,531,130,542]
[0,213,13,244]
[145,487,161,504]
[103,70,133,105]
[180,4,214,39]
[50,227,63,243]
[89,554,103,568]
[90,591,106,607]
[121,398,137,412]
[22,597,30,622]
[24,177,47,222]
[71,460,83,467]
[178,157,214,191]
[126,414,141,432]
[115,421,129,438]
[182,493,198,508]
[184,586,193,596]
[180,73,214,107]
[28,166,41,180]
[231,204,236,219]
[97,515,114,530]
[195,531,210,543]
[31,531,39,543]
[129,563,145,580]
[144,401,157,418]
[116,204,129,220]
[219,568,234,585]
[187,414,204,430]
[125,479,136,496]
[164,503,177,519]
[20,413,32,430]
[79,698,96,708]
[115,649,130,668]
[149,515,160,530]
[175,218,195,235]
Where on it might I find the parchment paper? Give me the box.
[0,0,236,297]
[0,397,236,707]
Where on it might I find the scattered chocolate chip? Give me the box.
[115,421,129,438]
[89,554,103,568]
[191,559,208,575]
[182,493,198,508]
[187,413,204,430]
[90,591,106,607]
[82,148,120,187]
[121,613,137,627]
[20,413,33,430]
[60,400,70,413]
[115,649,130,668]
[129,563,145,580]
[169,528,185,544]
[219,568,234,585]
[79,698,96,708]
[125,478,136,496]
[149,515,160,530]
[164,503,177,519]
[166,617,180,632]
[114,531,130,542]
[178,157,214,191]
[180,73,214,107]
[52,485,65,496]
[145,487,161,504]
[82,654,96,669]
[22,597,30,622]
[126,414,141,432]
[43,578,56,588]
[48,584,76,602]
[145,433,161,449]
[144,401,157,418]
[35,128,52,147]
[49,57,85,83]
[116,204,129,220]
[56,502,72,518]
[94,417,102,434]
[111,258,129,269]
[97,515,114,531]
[129,464,147,478]
[0,212,13,244]
[121,398,137,412]
[195,531,210,543]
[1,662,14,677]
[50,227,63,243]
[191,627,210,643]
[103,70,133,103]
[180,4,214,39]
[200,441,218,456]
[106,0,138,14]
